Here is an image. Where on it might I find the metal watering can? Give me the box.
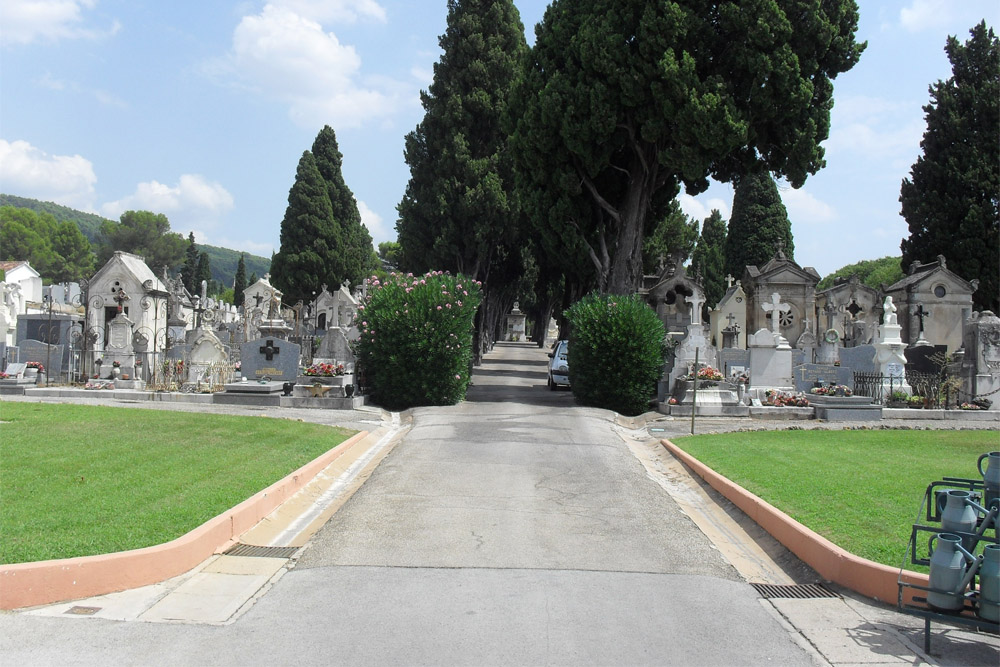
[981,543,1000,622]
[927,532,982,611]
[979,451,1000,513]
[937,489,995,551]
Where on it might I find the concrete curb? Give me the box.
[0,430,370,610]
[660,438,928,605]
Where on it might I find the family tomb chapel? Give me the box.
[86,252,169,359]
[883,256,978,353]
[742,247,820,352]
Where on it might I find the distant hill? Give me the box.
[0,194,271,289]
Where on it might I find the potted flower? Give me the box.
[25,361,43,378]
[111,360,122,379]
[907,395,925,409]
[886,390,909,408]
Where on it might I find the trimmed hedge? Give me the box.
[565,292,667,416]
[357,271,482,410]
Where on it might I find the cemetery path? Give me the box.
[0,342,818,665]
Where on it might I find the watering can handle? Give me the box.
[928,533,938,557]
[980,453,989,476]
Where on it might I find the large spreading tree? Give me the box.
[510,0,864,294]
[97,210,187,273]
[723,171,795,279]
[270,151,341,304]
[0,206,95,282]
[899,21,999,312]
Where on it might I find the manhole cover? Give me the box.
[222,544,300,559]
[65,606,102,615]
[751,583,839,599]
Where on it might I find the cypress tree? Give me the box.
[724,172,794,280]
[195,251,211,294]
[270,151,341,304]
[311,125,375,285]
[691,209,728,310]
[182,231,199,294]
[233,253,248,305]
[900,22,999,312]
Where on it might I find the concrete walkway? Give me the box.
[1,342,997,665]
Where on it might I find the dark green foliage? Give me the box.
[0,194,105,242]
[900,22,999,312]
[311,126,376,285]
[270,151,340,305]
[233,253,248,304]
[510,0,863,294]
[642,200,699,274]
[377,241,401,270]
[565,293,667,416]
[358,271,482,410]
[182,232,199,294]
[817,256,904,291]
[396,0,528,279]
[195,252,211,293]
[97,210,187,273]
[724,172,794,279]
[0,206,95,282]
[691,210,728,309]
[200,246,269,295]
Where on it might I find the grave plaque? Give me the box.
[720,348,749,377]
[839,345,877,374]
[793,363,854,393]
[5,362,26,378]
[19,339,65,374]
[240,337,300,381]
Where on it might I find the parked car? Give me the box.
[547,340,569,390]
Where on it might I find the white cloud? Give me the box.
[0,138,97,210]
[101,174,234,233]
[778,185,836,224]
[272,0,386,24]
[358,199,391,245]
[1,0,120,46]
[218,3,398,129]
[900,0,952,33]
[36,72,127,108]
[678,193,730,223]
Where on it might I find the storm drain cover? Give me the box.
[222,544,300,559]
[751,583,838,599]
[65,606,102,615]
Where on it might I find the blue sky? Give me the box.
[1,1,997,279]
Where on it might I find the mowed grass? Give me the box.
[0,402,356,564]
[671,429,997,569]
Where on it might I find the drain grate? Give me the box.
[65,606,102,615]
[751,583,839,599]
[222,544,300,559]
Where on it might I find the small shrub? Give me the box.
[564,292,667,416]
[357,271,482,410]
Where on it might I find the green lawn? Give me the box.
[0,402,356,564]
[671,429,996,569]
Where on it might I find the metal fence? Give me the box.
[852,371,945,406]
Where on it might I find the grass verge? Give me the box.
[1,402,356,564]
[671,429,995,569]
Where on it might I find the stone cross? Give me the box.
[823,302,837,329]
[113,288,129,313]
[725,312,737,328]
[762,292,790,334]
[259,339,279,361]
[685,293,706,326]
[343,279,351,291]
[725,274,734,289]
[913,304,931,333]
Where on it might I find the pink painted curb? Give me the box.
[0,430,369,610]
[661,439,928,604]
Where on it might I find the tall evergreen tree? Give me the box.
[510,0,863,294]
[311,125,375,285]
[900,22,999,312]
[270,151,341,304]
[691,209,728,310]
[182,231,199,294]
[195,251,211,294]
[396,0,528,278]
[724,172,795,280]
[233,253,248,305]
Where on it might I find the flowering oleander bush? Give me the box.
[357,271,482,410]
[764,390,811,407]
[303,362,346,377]
[565,292,667,416]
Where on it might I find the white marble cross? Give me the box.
[725,274,735,289]
[762,292,790,334]
[685,293,706,326]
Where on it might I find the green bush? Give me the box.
[565,293,667,416]
[357,271,482,410]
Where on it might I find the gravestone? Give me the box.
[748,328,793,390]
[188,328,230,384]
[103,312,137,375]
[794,363,854,393]
[839,345,877,374]
[720,348,750,378]
[19,339,65,376]
[315,328,355,368]
[875,296,911,394]
[240,337,300,381]
[5,362,26,379]
[960,310,1000,410]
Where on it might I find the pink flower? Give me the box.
[456,300,463,307]
[455,374,461,380]
[436,306,442,310]
[463,291,468,296]
[445,303,452,308]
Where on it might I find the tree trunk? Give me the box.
[605,164,656,295]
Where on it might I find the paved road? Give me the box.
[1,342,821,665]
